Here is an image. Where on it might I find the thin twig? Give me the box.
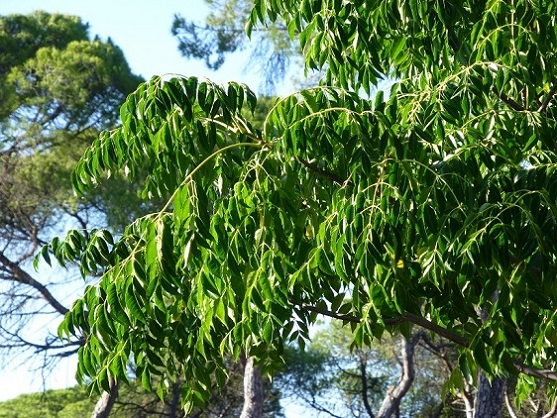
[504,390,519,418]
[538,80,557,113]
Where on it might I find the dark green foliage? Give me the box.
[0,11,88,77]
[0,12,143,229]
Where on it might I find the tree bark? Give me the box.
[0,251,68,315]
[168,381,183,418]
[91,378,119,418]
[376,334,419,418]
[473,373,505,418]
[240,356,264,418]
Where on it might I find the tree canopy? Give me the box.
[0,11,142,360]
[43,0,557,414]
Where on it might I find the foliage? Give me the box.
[0,11,88,77]
[0,386,95,418]
[42,0,557,413]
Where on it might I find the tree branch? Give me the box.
[402,312,469,347]
[542,397,557,418]
[376,334,420,418]
[359,357,375,418]
[504,390,519,418]
[91,376,119,418]
[299,303,371,324]
[538,80,557,113]
[297,301,557,385]
[0,251,69,315]
[298,302,467,346]
[492,87,526,111]
[514,363,557,382]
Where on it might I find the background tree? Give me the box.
[41,1,557,417]
[172,0,296,92]
[279,322,471,418]
[0,375,283,418]
[0,10,142,364]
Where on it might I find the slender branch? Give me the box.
[298,302,467,346]
[504,390,519,418]
[297,157,352,186]
[299,303,369,324]
[492,87,525,111]
[359,357,375,418]
[403,312,469,347]
[538,80,557,113]
[0,325,83,353]
[297,301,557,385]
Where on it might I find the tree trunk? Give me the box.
[240,356,264,418]
[376,334,419,418]
[473,372,505,418]
[90,378,119,418]
[168,381,183,418]
[473,290,505,418]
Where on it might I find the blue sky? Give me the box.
[0,0,271,402]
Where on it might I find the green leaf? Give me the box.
[473,341,493,375]
[124,286,146,324]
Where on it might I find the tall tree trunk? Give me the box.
[91,377,119,418]
[376,334,419,418]
[473,291,505,418]
[473,373,505,418]
[240,356,264,418]
[167,381,183,418]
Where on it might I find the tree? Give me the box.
[43,1,557,417]
[172,0,296,92]
[0,386,95,418]
[0,11,142,365]
[278,323,448,418]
